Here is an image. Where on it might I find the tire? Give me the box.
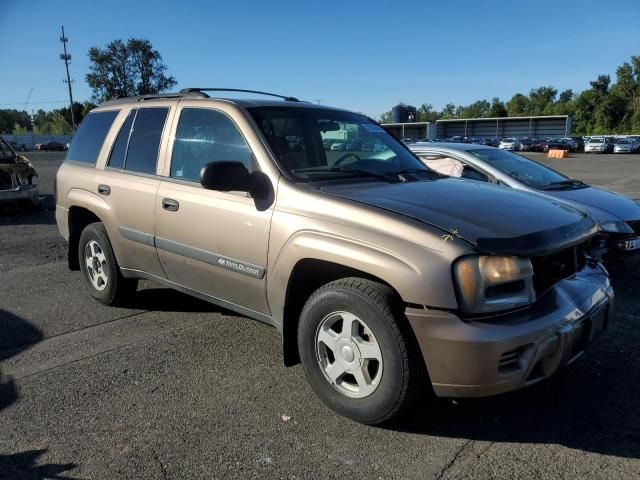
[298,277,429,425]
[78,222,138,305]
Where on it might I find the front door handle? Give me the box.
[97,184,110,196]
[162,198,179,212]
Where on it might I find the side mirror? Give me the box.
[200,161,271,200]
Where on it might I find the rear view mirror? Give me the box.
[318,120,341,132]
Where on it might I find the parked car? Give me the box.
[0,136,39,206]
[541,138,571,152]
[56,89,612,425]
[585,136,614,153]
[8,140,27,152]
[613,138,635,153]
[498,137,523,151]
[409,142,640,256]
[37,141,66,151]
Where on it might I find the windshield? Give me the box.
[467,148,568,188]
[249,107,429,182]
[616,139,630,144]
[502,138,516,142]
[589,138,604,144]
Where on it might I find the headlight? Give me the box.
[453,255,535,314]
[598,221,634,234]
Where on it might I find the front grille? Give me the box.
[531,246,585,295]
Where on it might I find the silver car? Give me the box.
[499,137,522,151]
[409,142,640,254]
[613,138,635,153]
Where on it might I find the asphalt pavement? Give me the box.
[1,151,639,479]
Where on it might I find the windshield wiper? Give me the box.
[541,179,585,190]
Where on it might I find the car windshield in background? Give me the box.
[589,138,604,143]
[249,107,430,182]
[503,138,516,142]
[467,148,570,189]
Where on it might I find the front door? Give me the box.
[154,106,273,315]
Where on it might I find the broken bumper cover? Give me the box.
[0,183,39,203]
[406,260,613,398]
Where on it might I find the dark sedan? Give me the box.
[37,141,66,151]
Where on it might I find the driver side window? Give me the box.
[170,108,254,182]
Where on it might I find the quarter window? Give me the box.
[170,108,253,182]
[66,110,119,165]
[107,110,136,169]
[124,108,168,175]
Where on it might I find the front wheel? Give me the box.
[78,222,138,305]
[298,278,429,425]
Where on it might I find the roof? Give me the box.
[436,115,569,123]
[98,94,346,112]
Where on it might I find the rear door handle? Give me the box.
[97,184,110,196]
[162,198,179,212]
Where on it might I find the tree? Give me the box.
[86,38,177,102]
[488,97,507,117]
[378,110,392,123]
[528,86,557,115]
[506,93,529,117]
[440,103,457,119]
[416,103,441,123]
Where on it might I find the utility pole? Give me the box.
[59,26,76,130]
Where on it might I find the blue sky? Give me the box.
[1,0,639,118]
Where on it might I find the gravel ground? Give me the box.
[1,151,639,479]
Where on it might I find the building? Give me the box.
[380,122,437,141]
[382,115,572,141]
[436,115,572,139]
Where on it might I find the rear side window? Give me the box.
[170,108,253,182]
[66,111,119,164]
[107,110,136,169]
[124,108,168,175]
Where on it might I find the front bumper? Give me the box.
[406,261,613,398]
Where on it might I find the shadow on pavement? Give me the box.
[0,195,56,226]
[0,312,79,478]
[121,286,229,314]
[0,450,78,480]
[394,264,640,460]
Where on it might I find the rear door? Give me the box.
[154,104,273,315]
[99,105,173,278]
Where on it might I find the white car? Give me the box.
[585,137,613,153]
[498,138,522,151]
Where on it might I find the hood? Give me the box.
[547,186,640,223]
[321,178,597,257]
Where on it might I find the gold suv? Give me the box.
[56,89,613,424]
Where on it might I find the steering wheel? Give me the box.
[333,152,361,167]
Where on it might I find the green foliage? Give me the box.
[378,55,640,134]
[86,38,177,102]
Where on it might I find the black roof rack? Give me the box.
[179,88,300,102]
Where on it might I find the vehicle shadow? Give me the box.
[0,195,56,226]
[394,264,640,460]
[0,311,79,479]
[121,286,228,314]
[0,450,78,480]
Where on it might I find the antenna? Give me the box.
[59,26,76,130]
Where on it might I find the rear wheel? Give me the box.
[298,278,429,425]
[78,222,137,305]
